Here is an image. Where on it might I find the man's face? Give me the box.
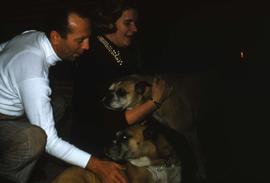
[56,13,91,61]
[109,8,138,48]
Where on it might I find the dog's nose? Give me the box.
[102,92,114,104]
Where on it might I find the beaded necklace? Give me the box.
[97,36,124,66]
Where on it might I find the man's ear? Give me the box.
[50,31,62,45]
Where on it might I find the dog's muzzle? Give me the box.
[104,130,132,161]
[102,92,114,106]
[102,90,128,111]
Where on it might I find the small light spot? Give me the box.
[240,49,246,62]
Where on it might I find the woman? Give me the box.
[71,0,170,157]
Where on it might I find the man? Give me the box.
[0,6,127,183]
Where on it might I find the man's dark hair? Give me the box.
[44,4,90,38]
[93,0,137,35]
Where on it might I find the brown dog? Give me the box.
[52,122,181,183]
[102,74,206,180]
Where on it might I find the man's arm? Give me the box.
[19,78,128,183]
[18,78,91,167]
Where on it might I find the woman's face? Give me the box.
[107,8,138,48]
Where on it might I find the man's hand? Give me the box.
[151,76,173,104]
[86,156,128,183]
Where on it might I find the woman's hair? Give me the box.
[93,0,137,35]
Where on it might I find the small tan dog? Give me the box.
[102,74,206,180]
[52,122,181,183]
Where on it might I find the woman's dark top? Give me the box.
[71,35,142,157]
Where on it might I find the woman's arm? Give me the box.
[125,77,172,125]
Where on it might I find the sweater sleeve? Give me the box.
[18,78,91,168]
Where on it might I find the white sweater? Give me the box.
[0,30,91,168]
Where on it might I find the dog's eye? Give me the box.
[119,134,130,142]
[122,135,128,141]
[113,132,129,144]
[116,89,127,97]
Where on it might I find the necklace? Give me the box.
[97,36,124,66]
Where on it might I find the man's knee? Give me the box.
[24,125,47,158]
[0,123,47,182]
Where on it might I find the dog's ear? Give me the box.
[135,81,151,95]
[143,126,158,141]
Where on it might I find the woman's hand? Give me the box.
[151,76,173,104]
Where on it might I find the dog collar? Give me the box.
[128,157,175,168]
[128,156,152,167]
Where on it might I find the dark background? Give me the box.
[1,0,269,71]
[1,0,269,182]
